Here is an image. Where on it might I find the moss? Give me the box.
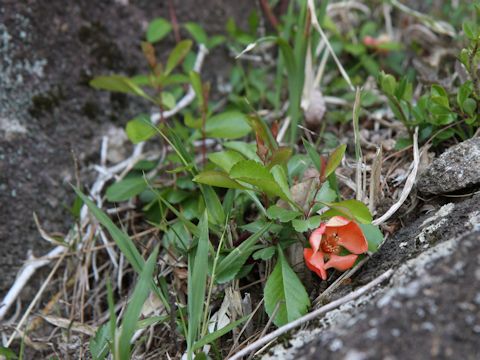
[77,21,124,70]
[28,86,65,117]
[81,101,101,119]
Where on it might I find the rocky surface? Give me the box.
[263,195,480,359]
[0,0,254,295]
[417,137,480,194]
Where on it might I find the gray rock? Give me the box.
[262,195,480,360]
[0,0,255,296]
[417,137,480,194]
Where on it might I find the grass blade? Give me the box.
[117,246,159,360]
[192,316,249,351]
[74,187,144,273]
[74,187,169,310]
[187,211,210,359]
[215,222,271,283]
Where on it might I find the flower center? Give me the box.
[321,232,341,254]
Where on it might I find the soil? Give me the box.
[0,0,255,296]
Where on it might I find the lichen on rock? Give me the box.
[417,138,480,195]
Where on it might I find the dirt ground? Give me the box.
[0,0,254,296]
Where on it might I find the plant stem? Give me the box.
[201,84,210,167]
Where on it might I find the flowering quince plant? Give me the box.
[304,216,369,280]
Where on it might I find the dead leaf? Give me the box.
[42,315,96,336]
[304,89,326,128]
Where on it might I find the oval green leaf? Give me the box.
[208,150,245,172]
[193,171,248,190]
[325,144,346,178]
[206,111,252,139]
[146,18,172,43]
[165,40,192,75]
[264,246,310,327]
[106,177,148,202]
[126,114,156,144]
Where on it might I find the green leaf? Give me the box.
[292,215,322,232]
[322,199,372,224]
[457,82,473,109]
[463,21,478,40]
[246,114,277,151]
[459,48,469,67]
[106,177,148,202]
[315,181,337,203]
[193,171,248,190]
[463,98,477,116]
[89,324,110,360]
[184,112,202,129]
[206,35,226,49]
[431,85,449,108]
[359,224,384,253]
[70,193,83,219]
[184,22,208,44]
[252,246,276,260]
[126,114,156,144]
[206,111,252,139]
[230,160,289,201]
[198,185,225,225]
[324,144,346,178]
[165,40,193,75]
[288,154,311,180]
[192,316,248,351]
[187,212,210,355]
[208,150,245,172]
[266,205,301,222]
[433,128,455,142]
[264,246,310,327]
[117,246,159,360]
[268,147,293,169]
[189,71,204,108]
[130,74,150,86]
[379,72,397,96]
[136,315,169,329]
[90,75,148,99]
[106,280,116,358]
[215,223,271,284]
[161,92,176,109]
[0,347,17,360]
[270,165,294,204]
[224,141,260,161]
[146,18,172,43]
[302,139,322,172]
[394,137,413,150]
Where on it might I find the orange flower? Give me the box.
[303,216,368,280]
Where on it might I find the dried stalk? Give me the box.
[373,128,419,226]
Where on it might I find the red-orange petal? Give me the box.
[304,248,327,280]
[336,221,368,254]
[324,254,358,271]
[309,223,326,253]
